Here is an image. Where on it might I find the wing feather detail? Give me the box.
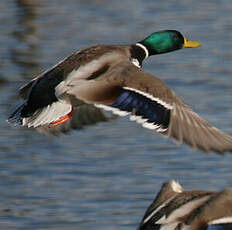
[103,61,232,154]
[95,87,171,132]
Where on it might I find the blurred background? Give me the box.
[1,0,232,229]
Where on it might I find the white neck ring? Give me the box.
[136,43,149,59]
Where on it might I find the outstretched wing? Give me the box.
[68,61,232,154]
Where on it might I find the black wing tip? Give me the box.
[7,101,26,127]
[6,117,23,127]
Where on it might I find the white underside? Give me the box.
[23,101,72,128]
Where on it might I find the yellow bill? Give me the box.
[183,37,201,48]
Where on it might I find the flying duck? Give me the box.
[139,180,232,230]
[7,30,232,153]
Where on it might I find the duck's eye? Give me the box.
[172,34,179,40]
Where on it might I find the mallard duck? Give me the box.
[7,30,232,153]
[139,180,232,230]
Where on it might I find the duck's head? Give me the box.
[138,30,201,56]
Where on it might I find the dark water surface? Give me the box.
[1,0,232,229]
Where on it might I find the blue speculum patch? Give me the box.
[110,88,170,130]
[207,223,232,230]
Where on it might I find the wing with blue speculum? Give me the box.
[109,87,170,132]
[94,61,232,154]
[207,223,232,230]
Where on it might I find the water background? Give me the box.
[1,0,232,229]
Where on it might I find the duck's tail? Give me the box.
[7,101,73,128]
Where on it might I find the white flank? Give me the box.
[143,195,177,224]
[23,101,72,128]
[208,217,232,225]
[123,87,173,110]
[136,43,149,59]
[94,104,129,116]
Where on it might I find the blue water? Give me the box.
[1,0,232,229]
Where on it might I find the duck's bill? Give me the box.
[183,37,201,48]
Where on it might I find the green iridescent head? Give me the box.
[139,30,201,56]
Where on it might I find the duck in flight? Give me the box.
[139,180,232,230]
[7,30,232,154]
